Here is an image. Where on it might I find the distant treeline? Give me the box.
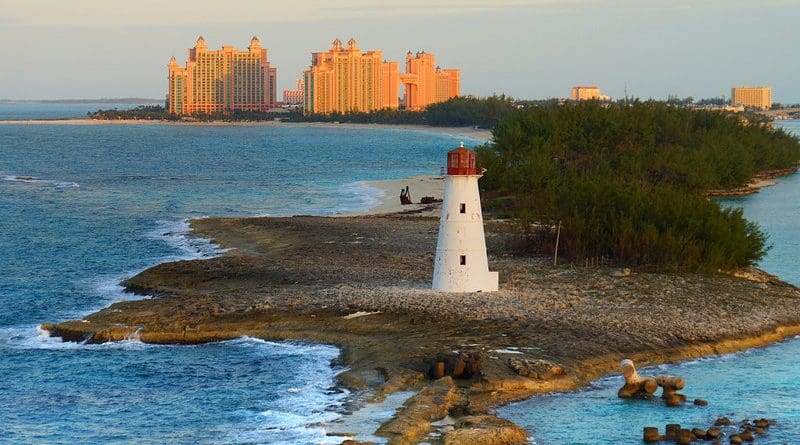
[88,106,177,120]
[478,101,800,272]
[87,105,295,121]
[87,96,518,127]
[286,96,518,128]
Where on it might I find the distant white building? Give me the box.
[432,143,498,293]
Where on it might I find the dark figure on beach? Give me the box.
[405,186,411,203]
[400,187,412,205]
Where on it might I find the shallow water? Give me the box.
[0,118,474,443]
[0,102,146,120]
[498,120,800,444]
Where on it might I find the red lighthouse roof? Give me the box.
[447,142,478,175]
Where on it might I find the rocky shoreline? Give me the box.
[43,212,800,444]
[706,166,798,197]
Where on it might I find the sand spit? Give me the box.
[43,213,800,444]
[0,119,493,143]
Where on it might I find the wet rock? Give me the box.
[693,398,708,406]
[739,430,754,442]
[729,434,743,444]
[691,428,707,439]
[706,427,722,439]
[665,393,687,406]
[753,418,770,428]
[507,358,565,380]
[676,428,693,445]
[715,416,732,426]
[665,424,681,440]
[643,426,661,442]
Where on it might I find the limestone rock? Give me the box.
[443,415,527,445]
[507,358,565,380]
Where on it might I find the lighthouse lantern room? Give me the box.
[432,143,499,292]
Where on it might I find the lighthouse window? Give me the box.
[460,255,466,265]
[459,203,466,213]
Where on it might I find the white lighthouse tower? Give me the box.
[432,143,498,292]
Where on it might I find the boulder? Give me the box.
[691,428,707,440]
[676,428,693,445]
[643,426,661,442]
[665,424,681,440]
[739,430,754,442]
[443,415,527,445]
[706,427,722,439]
[714,417,732,426]
[428,352,485,379]
[507,358,565,380]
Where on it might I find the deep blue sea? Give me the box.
[498,120,800,444]
[0,105,472,444]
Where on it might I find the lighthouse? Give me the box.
[432,143,499,292]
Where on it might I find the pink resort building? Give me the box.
[167,36,277,115]
[303,38,460,114]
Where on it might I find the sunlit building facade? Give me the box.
[731,86,772,110]
[303,39,460,114]
[283,78,305,105]
[571,86,602,101]
[168,36,277,115]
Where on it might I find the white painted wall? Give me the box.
[432,174,499,292]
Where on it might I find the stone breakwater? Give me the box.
[44,214,800,445]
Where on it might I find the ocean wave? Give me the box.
[148,218,230,261]
[331,180,386,215]
[1,174,79,188]
[0,325,159,351]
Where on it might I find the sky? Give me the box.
[0,0,798,102]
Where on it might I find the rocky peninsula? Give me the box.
[44,208,800,444]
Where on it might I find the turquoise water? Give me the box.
[498,121,800,444]
[0,119,470,443]
[0,102,148,120]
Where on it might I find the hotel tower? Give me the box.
[167,36,277,115]
[303,38,460,114]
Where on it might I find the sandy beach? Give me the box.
[0,118,493,144]
[347,176,446,217]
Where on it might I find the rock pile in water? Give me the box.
[643,417,775,443]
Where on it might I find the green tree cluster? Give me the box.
[289,95,517,128]
[88,105,177,121]
[479,101,800,271]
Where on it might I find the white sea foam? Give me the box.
[332,181,386,215]
[1,174,79,188]
[0,325,159,351]
[148,217,230,261]
[217,338,349,445]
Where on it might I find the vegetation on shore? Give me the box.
[289,95,518,128]
[87,96,519,128]
[479,101,800,271]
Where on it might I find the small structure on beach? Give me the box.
[432,143,498,292]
